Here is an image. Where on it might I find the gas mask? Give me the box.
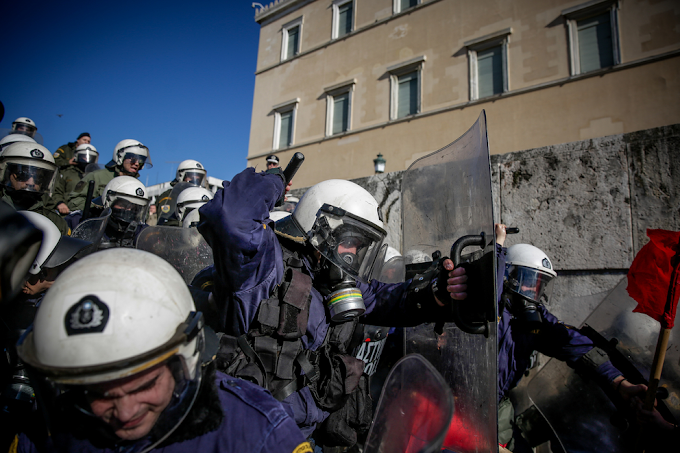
[316,256,366,322]
[503,264,555,334]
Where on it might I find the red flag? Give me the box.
[627,229,680,328]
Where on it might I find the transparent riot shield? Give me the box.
[402,111,497,452]
[70,208,111,249]
[136,225,214,285]
[364,354,454,453]
[527,277,680,452]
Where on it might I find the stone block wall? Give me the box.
[290,124,679,325]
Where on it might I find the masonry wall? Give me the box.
[290,123,680,325]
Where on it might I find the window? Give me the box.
[387,55,426,120]
[272,99,299,150]
[281,17,303,62]
[465,28,511,101]
[332,0,353,39]
[562,0,620,75]
[394,0,419,14]
[324,80,355,136]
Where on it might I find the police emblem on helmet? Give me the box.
[64,295,110,336]
[136,188,144,196]
[30,149,44,158]
[542,258,551,269]
[201,195,209,201]
[196,163,203,169]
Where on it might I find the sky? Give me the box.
[1,0,263,187]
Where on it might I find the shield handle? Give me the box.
[450,234,490,337]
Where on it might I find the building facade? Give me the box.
[249,0,680,188]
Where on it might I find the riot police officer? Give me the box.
[197,167,466,447]
[14,248,312,452]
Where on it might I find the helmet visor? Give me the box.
[122,152,148,170]
[505,265,555,305]
[1,162,56,194]
[309,204,387,283]
[12,124,37,138]
[180,171,206,187]
[109,196,149,224]
[76,150,99,165]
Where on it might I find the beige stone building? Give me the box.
[248,0,680,188]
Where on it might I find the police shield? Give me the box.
[364,354,454,453]
[136,225,214,285]
[70,207,111,248]
[526,277,680,452]
[402,111,497,452]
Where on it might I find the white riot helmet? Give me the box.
[108,139,152,170]
[11,117,38,138]
[174,160,207,188]
[0,134,36,154]
[276,179,387,283]
[269,210,291,222]
[175,186,213,221]
[19,211,92,276]
[16,249,205,451]
[378,246,406,284]
[0,142,58,195]
[74,144,99,168]
[102,176,150,227]
[505,244,557,305]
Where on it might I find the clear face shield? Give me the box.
[31,355,201,453]
[180,171,206,188]
[504,265,555,305]
[1,161,56,194]
[12,123,37,138]
[122,152,149,171]
[308,204,387,284]
[107,195,150,225]
[76,150,99,165]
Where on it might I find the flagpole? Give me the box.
[638,237,680,452]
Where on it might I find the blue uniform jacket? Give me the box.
[17,371,310,453]
[197,168,447,435]
[496,245,621,402]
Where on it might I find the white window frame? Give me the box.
[562,0,620,76]
[324,79,356,136]
[387,55,426,120]
[280,17,303,62]
[393,0,420,15]
[272,98,299,150]
[332,0,354,40]
[465,28,512,101]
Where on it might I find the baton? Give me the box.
[506,227,519,234]
[283,152,305,184]
[81,180,95,221]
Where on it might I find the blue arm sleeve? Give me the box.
[197,168,285,334]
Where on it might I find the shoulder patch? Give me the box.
[74,181,86,192]
[54,152,61,157]
[161,205,171,213]
[292,442,313,453]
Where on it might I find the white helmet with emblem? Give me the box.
[11,117,38,138]
[16,248,206,450]
[175,186,213,221]
[102,176,150,225]
[504,244,557,305]
[74,144,99,166]
[0,142,58,195]
[174,159,207,188]
[276,179,387,283]
[108,139,152,169]
[0,133,36,153]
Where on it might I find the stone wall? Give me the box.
[290,124,680,325]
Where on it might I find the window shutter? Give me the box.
[332,92,349,134]
[279,111,293,148]
[578,13,613,73]
[287,26,299,59]
[397,71,418,118]
[400,0,417,10]
[338,3,353,37]
[477,45,503,98]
